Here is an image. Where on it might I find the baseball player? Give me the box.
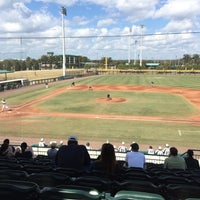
[1,98,9,112]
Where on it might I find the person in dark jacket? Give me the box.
[185,149,200,169]
[15,142,33,159]
[55,135,91,171]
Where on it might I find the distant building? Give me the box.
[145,63,160,69]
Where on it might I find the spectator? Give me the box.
[92,143,122,174]
[38,138,47,147]
[147,145,155,155]
[55,135,91,171]
[155,146,163,156]
[0,139,15,157]
[163,144,170,156]
[124,142,145,168]
[86,142,92,150]
[58,140,63,148]
[184,149,200,169]
[163,147,186,170]
[118,141,127,153]
[15,142,33,159]
[47,141,58,160]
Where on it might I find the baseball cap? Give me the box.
[68,135,78,142]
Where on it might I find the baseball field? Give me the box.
[0,73,200,153]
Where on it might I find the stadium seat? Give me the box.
[27,172,71,188]
[156,174,191,185]
[39,187,102,200]
[0,169,29,181]
[72,176,112,193]
[23,164,53,174]
[112,179,162,196]
[165,184,200,200]
[114,190,165,200]
[0,179,40,200]
[54,167,83,177]
[0,162,23,170]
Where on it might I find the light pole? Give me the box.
[134,40,137,65]
[139,25,144,67]
[61,6,67,77]
[128,27,132,64]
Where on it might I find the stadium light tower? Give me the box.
[128,27,132,64]
[61,6,67,77]
[134,40,137,65]
[139,25,144,67]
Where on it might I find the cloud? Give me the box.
[0,2,58,34]
[154,0,200,20]
[35,0,79,7]
[97,18,116,27]
[0,0,199,60]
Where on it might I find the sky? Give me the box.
[0,0,200,61]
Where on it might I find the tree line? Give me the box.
[0,53,199,72]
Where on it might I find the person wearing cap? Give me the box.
[184,149,200,169]
[124,143,145,168]
[155,146,163,156]
[47,141,58,160]
[163,147,186,170]
[163,144,170,156]
[55,135,91,171]
[38,138,47,147]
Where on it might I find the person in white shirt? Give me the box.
[1,98,9,112]
[47,142,58,160]
[118,141,127,153]
[38,138,46,147]
[124,143,145,168]
[155,146,163,156]
[163,144,170,156]
[147,145,155,155]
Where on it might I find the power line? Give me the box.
[0,31,199,40]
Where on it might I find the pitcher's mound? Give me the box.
[97,97,126,103]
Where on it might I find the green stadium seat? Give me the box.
[40,187,101,200]
[114,190,165,200]
[27,172,71,188]
[0,179,40,200]
[166,184,200,199]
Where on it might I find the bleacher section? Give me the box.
[0,156,200,199]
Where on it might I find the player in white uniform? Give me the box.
[1,98,9,112]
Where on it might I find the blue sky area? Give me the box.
[0,0,199,60]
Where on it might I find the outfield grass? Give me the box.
[0,116,200,150]
[1,74,200,151]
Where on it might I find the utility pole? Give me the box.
[61,6,67,77]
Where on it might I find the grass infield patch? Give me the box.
[37,90,198,118]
